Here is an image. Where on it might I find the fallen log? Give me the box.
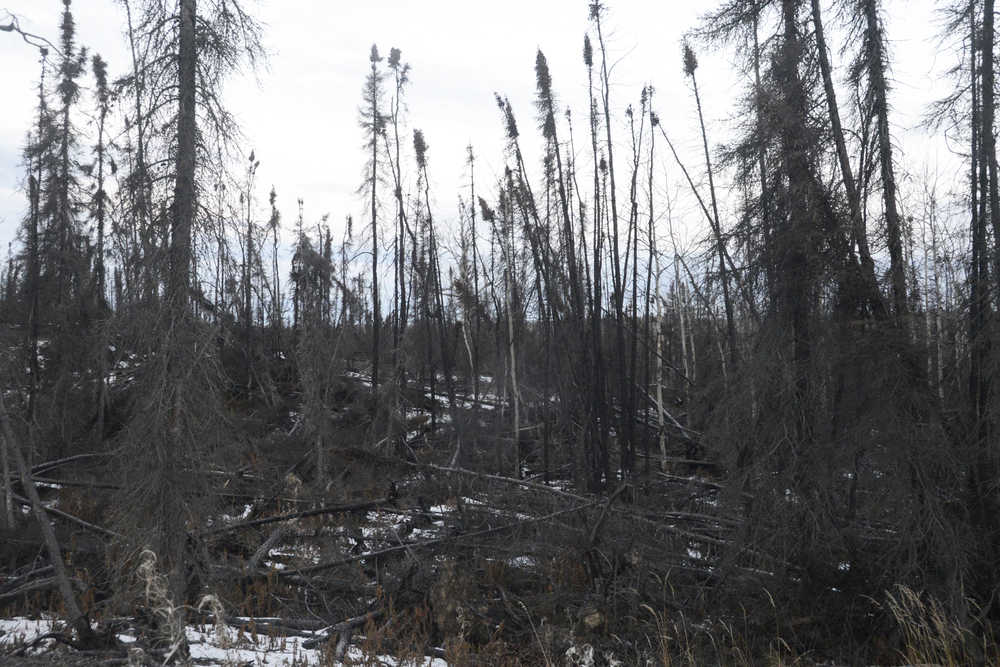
[0,565,54,595]
[10,492,120,539]
[0,574,87,604]
[30,476,120,491]
[227,616,328,632]
[301,610,381,650]
[278,499,602,578]
[30,452,113,478]
[199,496,390,537]
[414,462,786,568]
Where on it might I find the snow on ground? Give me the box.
[0,617,57,649]
[184,625,316,666]
[507,555,537,568]
[343,370,373,388]
[0,617,447,666]
[0,448,553,665]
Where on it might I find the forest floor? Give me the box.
[1,359,934,665]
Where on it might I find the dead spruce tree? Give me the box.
[931,0,1000,614]
[847,0,909,326]
[692,0,966,639]
[111,0,263,644]
[361,44,385,399]
[683,44,737,368]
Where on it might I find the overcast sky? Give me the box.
[0,0,955,264]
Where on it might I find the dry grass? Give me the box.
[885,585,999,667]
[637,588,821,667]
[134,548,186,662]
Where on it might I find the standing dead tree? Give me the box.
[109,0,263,644]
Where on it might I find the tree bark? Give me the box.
[170,0,196,309]
[164,0,198,632]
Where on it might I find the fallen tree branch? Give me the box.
[588,483,628,547]
[414,462,582,501]
[301,610,382,650]
[657,471,728,492]
[199,496,390,537]
[247,524,289,572]
[11,492,121,539]
[277,499,603,578]
[0,574,87,604]
[30,476,120,491]
[414,462,785,567]
[225,616,329,632]
[0,565,54,594]
[30,452,113,477]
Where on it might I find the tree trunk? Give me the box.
[163,0,198,629]
[1,425,12,529]
[370,55,381,397]
[984,0,1000,304]
[675,258,691,405]
[752,2,776,305]
[170,0,196,309]
[970,0,991,437]
[506,264,520,480]
[594,11,630,481]
[655,252,667,472]
[27,60,46,426]
[689,66,737,368]
[587,49,609,490]
[811,0,883,315]
[778,0,815,451]
[863,0,908,323]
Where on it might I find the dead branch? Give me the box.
[247,524,289,572]
[0,574,87,604]
[587,483,627,547]
[278,499,603,578]
[300,610,381,650]
[31,476,120,491]
[199,496,390,537]
[10,492,121,539]
[418,463,725,542]
[0,13,62,56]
[0,565,54,594]
[30,452,114,477]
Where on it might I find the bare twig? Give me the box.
[0,13,62,56]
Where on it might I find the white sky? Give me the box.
[0,0,958,267]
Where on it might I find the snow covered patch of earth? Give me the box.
[0,617,57,652]
[507,555,537,568]
[0,617,448,666]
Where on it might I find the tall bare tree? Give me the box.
[362,44,384,396]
